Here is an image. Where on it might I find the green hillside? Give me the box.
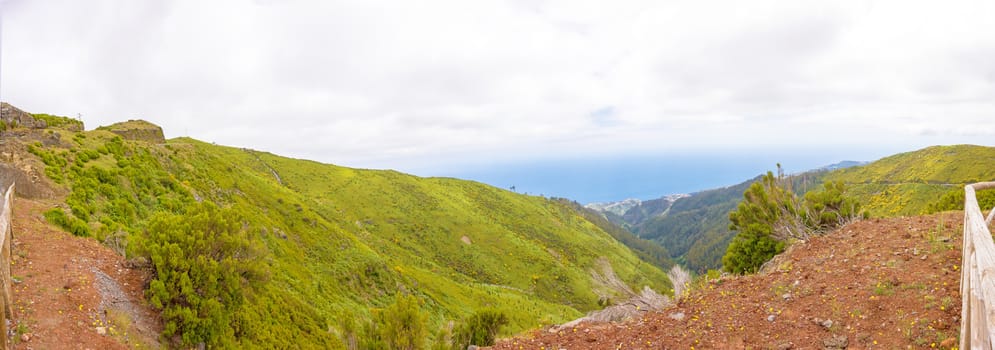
[827,144,995,216]
[10,117,671,348]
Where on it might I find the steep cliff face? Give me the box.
[98,120,165,143]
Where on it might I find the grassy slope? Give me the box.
[21,123,671,347]
[826,144,995,216]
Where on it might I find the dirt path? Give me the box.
[9,198,160,349]
[490,212,963,349]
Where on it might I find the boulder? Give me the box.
[1,103,46,129]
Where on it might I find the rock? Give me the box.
[1,103,47,129]
[20,333,32,342]
[822,335,848,349]
[782,293,792,301]
[940,337,956,348]
[95,326,107,335]
[813,318,833,329]
[99,120,165,143]
[466,345,478,350]
[777,342,794,350]
[668,312,685,321]
[767,315,776,322]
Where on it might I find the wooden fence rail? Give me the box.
[0,182,13,349]
[961,182,995,349]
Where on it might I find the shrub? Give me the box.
[143,202,268,347]
[803,180,867,230]
[43,208,91,237]
[451,309,509,349]
[722,222,784,274]
[723,165,863,274]
[378,294,428,350]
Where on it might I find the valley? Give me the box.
[1,105,992,348]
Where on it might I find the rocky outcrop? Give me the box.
[100,120,165,143]
[1,103,46,129]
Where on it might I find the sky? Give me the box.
[1,0,994,202]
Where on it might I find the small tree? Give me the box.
[723,165,863,274]
[728,165,808,242]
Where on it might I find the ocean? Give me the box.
[427,151,873,204]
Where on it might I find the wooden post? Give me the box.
[0,182,11,350]
[960,182,995,350]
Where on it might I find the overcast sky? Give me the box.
[2,0,994,176]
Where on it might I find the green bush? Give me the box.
[803,181,867,230]
[43,208,91,237]
[143,202,268,348]
[359,294,428,350]
[379,294,428,350]
[451,309,509,349]
[723,166,862,274]
[721,222,784,274]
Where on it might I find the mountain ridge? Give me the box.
[0,106,674,348]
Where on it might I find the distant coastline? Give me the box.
[426,151,870,204]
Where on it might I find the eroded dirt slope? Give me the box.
[9,198,160,349]
[491,213,963,349]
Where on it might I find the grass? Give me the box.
[872,280,895,296]
[20,123,673,348]
[827,144,995,216]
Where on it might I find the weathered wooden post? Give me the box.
[961,182,995,350]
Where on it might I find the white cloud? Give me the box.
[1,0,994,173]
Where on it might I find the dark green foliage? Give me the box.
[723,167,862,274]
[43,208,91,237]
[803,181,868,230]
[721,223,784,274]
[727,170,803,239]
[143,201,268,347]
[723,170,797,274]
[451,309,509,349]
